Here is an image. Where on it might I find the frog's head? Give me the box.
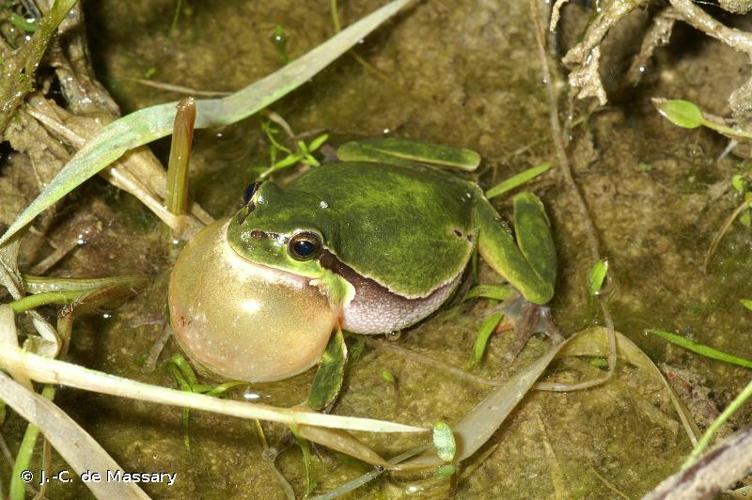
[227,181,335,282]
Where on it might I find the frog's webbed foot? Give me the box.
[498,295,563,361]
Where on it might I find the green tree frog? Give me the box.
[168,139,556,383]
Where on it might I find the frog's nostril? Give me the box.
[250,230,265,239]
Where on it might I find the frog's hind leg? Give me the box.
[474,191,557,305]
[475,191,560,355]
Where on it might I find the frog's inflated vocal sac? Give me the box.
[168,140,557,383]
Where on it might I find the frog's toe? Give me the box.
[500,299,563,360]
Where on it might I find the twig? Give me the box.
[644,426,752,499]
[627,7,677,85]
[669,0,752,56]
[126,78,231,97]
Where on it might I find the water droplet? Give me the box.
[243,391,261,401]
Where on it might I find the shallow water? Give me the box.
[2,0,752,498]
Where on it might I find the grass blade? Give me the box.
[468,312,504,368]
[587,259,608,296]
[485,162,551,199]
[0,0,412,246]
[646,329,752,369]
[0,344,426,433]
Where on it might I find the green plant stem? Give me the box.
[684,377,752,467]
[23,274,145,294]
[9,290,83,313]
[9,385,56,500]
[701,117,752,140]
[330,0,341,32]
[165,98,196,219]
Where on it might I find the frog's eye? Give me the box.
[243,182,261,205]
[289,232,322,261]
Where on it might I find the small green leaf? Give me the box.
[654,99,703,129]
[308,133,329,152]
[468,312,504,368]
[272,153,302,169]
[646,329,752,368]
[587,259,608,296]
[741,299,752,311]
[9,13,38,33]
[302,153,320,167]
[434,464,456,478]
[464,284,514,302]
[485,162,552,199]
[432,422,456,462]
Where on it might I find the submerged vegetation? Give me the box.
[0,0,751,498]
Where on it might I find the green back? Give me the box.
[247,162,476,298]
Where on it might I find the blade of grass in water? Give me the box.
[485,162,551,199]
[0,344,426,433]
[0,0,412,246]
[646,329,752,369]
